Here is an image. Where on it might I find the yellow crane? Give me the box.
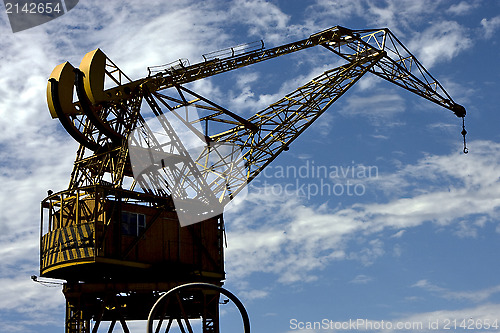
[41,26,466,333]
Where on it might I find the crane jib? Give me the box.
[46,24,468,200]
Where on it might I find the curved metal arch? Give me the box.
[74,68,123,144]
[147,282,250,333]
[48,78,101,151]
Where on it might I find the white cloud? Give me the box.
[408,21,472,68]
[413,279,500,303]
[61,1,232,79]
[350,274,373,284]
[308,0,364,25]
[404,304,500,331]
[356,75,382,91]
[339,90,406,125]
[228,0,291,43]
[481,16,500,39]
[225,140,500,285]
[310,0,442,34]
[0,277,65,333]
[447,1,478,15]
[390,230,405,238]
[366,0,441,33]
[454,219,478,238]
[226,61,343,126]
[238,288,269,301]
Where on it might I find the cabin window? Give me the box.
[121,211,146,236]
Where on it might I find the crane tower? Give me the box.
[40,26,466,333]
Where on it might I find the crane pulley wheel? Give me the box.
[147,283,250,333]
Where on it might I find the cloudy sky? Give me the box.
[1,0,500,332]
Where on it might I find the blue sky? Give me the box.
[1,0,500,332]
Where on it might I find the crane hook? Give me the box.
[461,117,468,154]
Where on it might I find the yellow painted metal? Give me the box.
[46,61,78,118]
[42,223,93,251]
[42,257,153,275]
[40,185,224,282]
[41,259,95,275]
[79,48,107,105]
[40,222,95,274]
[79,48,139,105]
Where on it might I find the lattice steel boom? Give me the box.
[47,25,466,203]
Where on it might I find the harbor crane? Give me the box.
[40,26,467,333]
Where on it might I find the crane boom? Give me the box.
[84,26,465,117]
[91,26,350,105]
[147,29,467,201]
[200,56,385,199]
[47,25,467,211]
[328,28,465,116]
